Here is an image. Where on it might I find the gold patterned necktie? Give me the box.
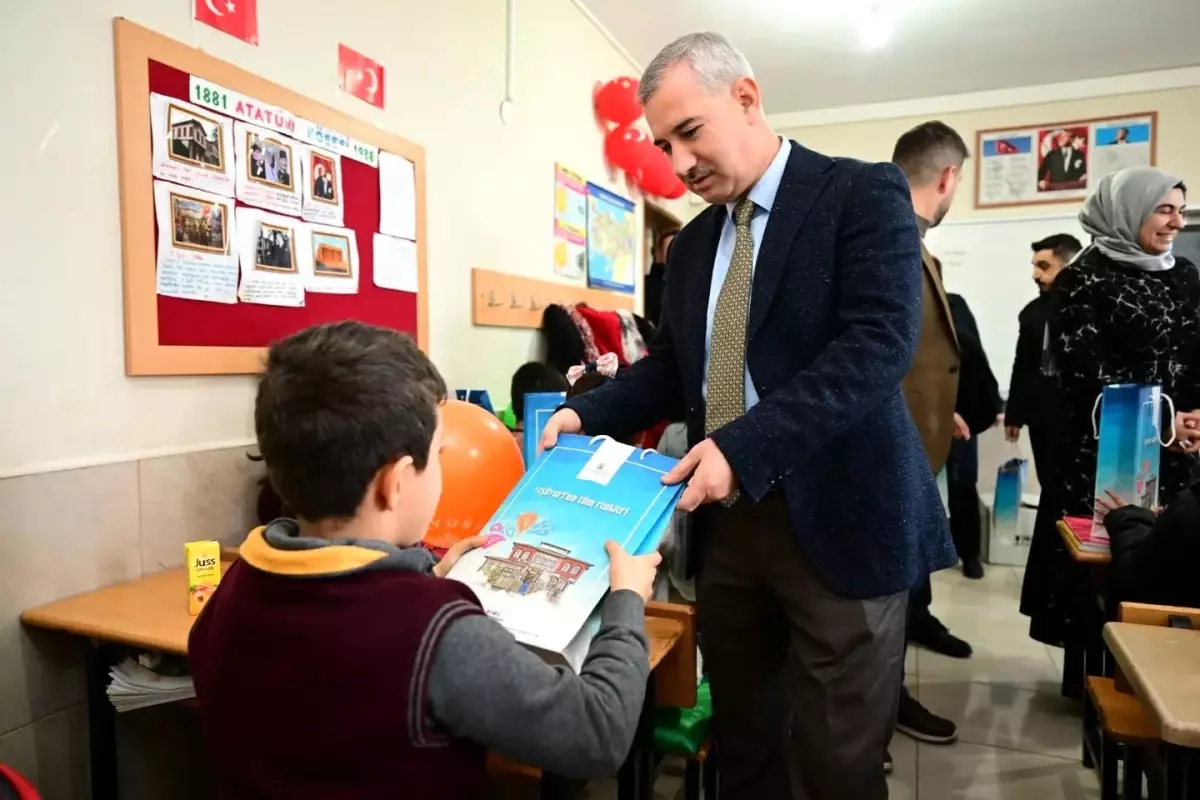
[706,197,756,504]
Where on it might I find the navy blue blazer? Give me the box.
[565,143,956,599]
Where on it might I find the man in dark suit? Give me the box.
[1037,131,1087,189]
[539,32,955,799]
[1005,234,1082,482]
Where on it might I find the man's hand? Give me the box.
[953,413,971,441]
[538,409,583,454]
[433,535,486,578]
[1005,426,1022,443]
[662,439,738,512]
[1093,489,1128,522]
[605,540,662,601]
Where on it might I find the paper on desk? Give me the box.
[373,233,418,293]
[379,151,416,241]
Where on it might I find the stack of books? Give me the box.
[1057,515,1110,554]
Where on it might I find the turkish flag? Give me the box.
[194,0,259,46]
[339,45,385,109]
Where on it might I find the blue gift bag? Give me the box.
[454,389,495,415]
[522,391,566,467]
[1092,384,1173,537]
[993,454,1028,549]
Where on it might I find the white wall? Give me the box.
[0,0,689,477]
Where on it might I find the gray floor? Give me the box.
[587,565,1100,799]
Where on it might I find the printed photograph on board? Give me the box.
[312,232,353,277]
[167,104,225,172]
[1036,127,1088,192]
[310,152,339,204]
[255,223,296,273]
[246,132,294,192]
[1096,123,1150,147]
[170,192,228,254]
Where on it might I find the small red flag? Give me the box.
[194,0,259,46]
[338,45,385,109]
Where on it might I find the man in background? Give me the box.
[891,121,973,748]
[1005,234,1082,483]
[643,229,678,327]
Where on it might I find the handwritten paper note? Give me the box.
[302,224,359,294]
[300,144,344,227]
[235,207,305,307]
[234,121,302,216]
[152,181,239,304]
[373,233,418,293]
[379,151,416,241]
[150,94,235,196]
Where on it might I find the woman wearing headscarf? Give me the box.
[1021,167,1196,697]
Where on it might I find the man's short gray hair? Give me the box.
[638,32,754,105]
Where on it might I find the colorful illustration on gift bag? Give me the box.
[1091,384,1174,536]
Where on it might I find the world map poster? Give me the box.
[585,183,637,295]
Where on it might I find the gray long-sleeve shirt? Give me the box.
[254,521,651,780]
[426,589,650,779]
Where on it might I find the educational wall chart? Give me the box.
[301,223,359,294]
[152,180,239,304]
[553,164,588,280]
[585,183,636,295]
[235,207,306,307]
[150,93,235,196]
[143,54,418,321]
[976,113,1156,208]
[234,121,303,217]
[300,144,344,227]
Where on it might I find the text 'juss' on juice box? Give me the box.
[185,540,222,616]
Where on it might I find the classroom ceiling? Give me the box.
[579,0,1200,114]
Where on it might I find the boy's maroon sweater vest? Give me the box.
[190,555,485,799]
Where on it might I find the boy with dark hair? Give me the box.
[189,321,660,798]
[511,361,570,423]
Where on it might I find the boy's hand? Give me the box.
[433,535,486,578]
[605,540,661,601]
[1094,489,1128,521]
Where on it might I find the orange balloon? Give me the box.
[423,399,524,549]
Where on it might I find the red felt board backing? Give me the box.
[149,60,416,348]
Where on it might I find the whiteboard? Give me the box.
[924,213,1086,394]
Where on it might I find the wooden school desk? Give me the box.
[22,558,688,800]
[1104,622,1200,799]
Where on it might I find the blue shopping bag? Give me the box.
[1092,384,1174,536]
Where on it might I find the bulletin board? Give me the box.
[113,18,428,375]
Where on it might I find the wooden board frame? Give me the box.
[114,18,428,375]
[471,268,634,329]
[974,111,1157,211]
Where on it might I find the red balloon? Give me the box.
[423,400,523,550]
[636,150,687,199]
[603,126,654,175]
[593,77,641,126]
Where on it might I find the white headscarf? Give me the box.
[1078,167,1185,272]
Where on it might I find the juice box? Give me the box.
[185,540,222,616]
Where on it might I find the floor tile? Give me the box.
[918,740,1100,799]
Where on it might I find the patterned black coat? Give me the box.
[1022,246,1200,646]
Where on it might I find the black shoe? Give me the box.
[896,693,958,744]
[884,750,893,775]
[910,618,974,659]
[962,557,985,580]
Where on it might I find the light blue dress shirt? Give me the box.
[702,138,792,409]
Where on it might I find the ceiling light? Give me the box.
[859,1,895,50]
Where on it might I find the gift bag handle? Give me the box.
[1091,390,1177,447]
[1160,393,1177,448]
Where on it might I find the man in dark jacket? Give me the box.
[1005,234,1082,484]
[946,293,1003,579]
